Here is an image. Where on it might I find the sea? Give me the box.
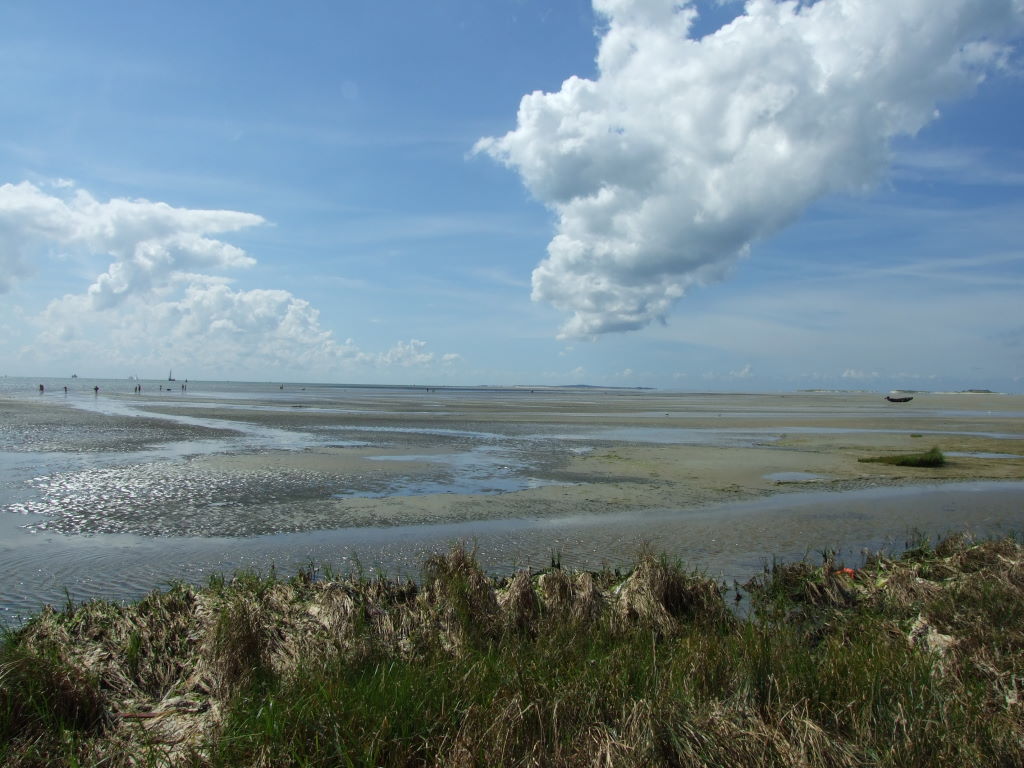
[1,375,1023,625]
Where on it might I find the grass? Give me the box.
[2,534,1022,766]
[859,446,946,467]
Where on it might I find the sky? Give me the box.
[1,0,1023,392]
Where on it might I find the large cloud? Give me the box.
[0,181,261,300]
[476,0,1024,337]
[4,181,455,375]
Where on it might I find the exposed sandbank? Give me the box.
[145,390,1024,528]
[5,389,1017,536]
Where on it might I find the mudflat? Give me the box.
[8,387,1014,535]
[2,387,1024,617]
[155,390,1024,522]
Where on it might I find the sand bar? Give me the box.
[132,389,1024,529]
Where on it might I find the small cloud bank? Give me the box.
[476,0,1024,337]
[842,368,878,380]
[730,363,753,379]
[2,181,456,376]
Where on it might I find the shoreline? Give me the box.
[2,388,1023,622]
[3,532,1022,765]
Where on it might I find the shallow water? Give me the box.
[946,451,1023,459]
[2,378,1023,624]
[3,481,1022,624]
[763,471,830,482]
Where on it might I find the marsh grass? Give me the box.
[2,535,1023,766]
[859,446,946,467]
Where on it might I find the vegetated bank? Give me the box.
[2,532,1023,767]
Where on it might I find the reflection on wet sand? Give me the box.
[1,383,1022,622]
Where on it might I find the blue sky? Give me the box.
[1,0,1022,392]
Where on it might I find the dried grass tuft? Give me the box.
[748,557,861,621]
[308,583,359,637]
[498,569,541,633]
[907,614,957,657]
[869,567,943,615]
[615,554,730,634]
[538,566,573,612]
[203,594,272,698]
[570,570,606,626]
[0,647,108,739]
[414,544,500,650]
[934,531,972,558]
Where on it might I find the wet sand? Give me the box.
[123,389,1024,530]
[2,386,1023,619]
[3,388,1023,536]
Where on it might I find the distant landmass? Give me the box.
[554,384,655,391]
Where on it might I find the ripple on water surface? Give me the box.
[9,463,343,537]
[6,451,554,537]
[0,401,238,454]
[763,472,830,483]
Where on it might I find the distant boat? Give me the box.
[71,373,78,379]
[885,395,913,403]
[168,370,176,382]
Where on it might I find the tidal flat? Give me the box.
[1,381,1023,620]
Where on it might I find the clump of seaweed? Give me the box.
[859,446,946,467]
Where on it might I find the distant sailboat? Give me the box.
[168,369,176,382]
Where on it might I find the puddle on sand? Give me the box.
[763,472,829,483]
[353,446,555,498]
[946,452,1023,459]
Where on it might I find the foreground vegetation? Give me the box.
[2,533,1023,767]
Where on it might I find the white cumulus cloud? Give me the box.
[376,339,436,367]
[730,363,753,379]
[0,181,261,299]
[842,368,878,380]
[4,181,458,376]
[476,0,1024,337]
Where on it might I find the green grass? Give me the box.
[859,446,946,467]
[2,535,1022,766]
